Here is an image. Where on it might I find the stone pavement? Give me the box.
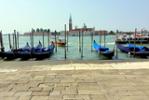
[0,60,149,100]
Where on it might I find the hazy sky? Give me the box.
[0,0,149,33]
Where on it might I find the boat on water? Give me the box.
[0,50,3,58]
[32,41,55,60]
[116,38,149,44]
[2,41,55,60]
[2,49,18,60]
[0,52,1,57]
[93,40,114,59]
[54,39,66,47]
[116,34,149,44]
[117,44,149,58]
[17,42,32,60]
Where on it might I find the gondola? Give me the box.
[2,49,18,60]
[32,42,55,60]
[116,39,149,44]
[117,44,149,58]
[93,40,114,59]
[0,51,2,57]
[17,43,32,60]
[0,48,4,58]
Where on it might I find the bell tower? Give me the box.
[69,15,72,31]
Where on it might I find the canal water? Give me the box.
[2,34,149,60]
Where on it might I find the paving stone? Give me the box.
[14,91,32,96]
[50,90,61,96]
[31,96,49,100]
[55,83,72,87]
[1,62,149,100]
[15,80,29,84]
[39,83,48,87]
[43,87,53,92]
[32,91,50,96]
[91,94,107,100]
[29,87,43,92]
[0,92,15,96]
[50,79,60,83]
[0,86,12,92]
[108,90,145,96]
[63,95,90,100]
[75,95,90,100]
[0,96,18,100]
[11,85,29,92]
[33,76,45,81]
[62,87,77,95]
[115,95,149,100]
[28,81,41,87]
[78,89,102,94]
[18,96,31,100]
[54,86,65,91]
[48,95,63,100]
[61,78,75,82]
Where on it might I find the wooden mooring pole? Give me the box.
[64,24,67,59]
[8,34,12,50]
[99,33,102,54]
[17,32,19,49]
[66,31,68,51]
[133,28,137,58]
[81,30,84,58]
[54,30,57,52]
[79,31,81,52]
[42,31,45,47]
[31,29,34,49]
[103,32,106,47]
[91,31,93,52]
[47,29,50,47]
[12,32,15,49]
[115,30,119,59]
[0,31,4,52]
[14,30,17,50]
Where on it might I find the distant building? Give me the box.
[94,30,108,35]
[69,27,94,36]
[68,15,94,36]
[69,15,72,31]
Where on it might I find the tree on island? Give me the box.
[40,28,43,32]
[109,31,115,35]
[36,28,40,32]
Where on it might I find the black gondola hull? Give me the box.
[100,51,114,59]
[117,44,149,58]
[32,51,53,60]
[17,52,32,60]
[116,40,149,44]
[2,52,16,60]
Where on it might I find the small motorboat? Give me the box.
[93,40,114,59]
[54,39,66,47]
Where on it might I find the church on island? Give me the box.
[24,15,108,36]
[68,15,108,36]
[68,15,95,36]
